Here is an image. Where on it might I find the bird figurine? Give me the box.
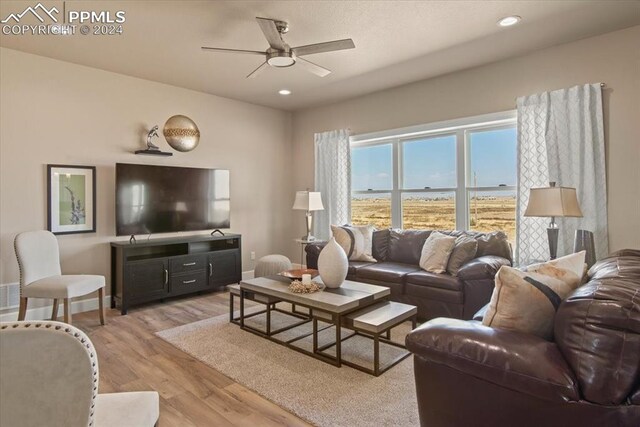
[146,125,160,151]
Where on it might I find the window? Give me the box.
[351,144,392,191]
[351,143,393,229]
[350,111,517,244]
[466,127,517,242]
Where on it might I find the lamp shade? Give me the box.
[524,185,583,218]
[292,191,324,211]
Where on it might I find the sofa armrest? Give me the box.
[457,255,510,281]
[304,242,327,269]
[406,318,579,402]
[458,256,510,319]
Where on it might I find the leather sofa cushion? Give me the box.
[388,229,431,264]
[356,262,420,283]
[405,283,463,304]
[347,261,375,276]
[405,271,463,292]
[475,231,513,262]
[588,250,640,280]
[554,253,640,406]
[371,229,390,261]
[406,318,580,403]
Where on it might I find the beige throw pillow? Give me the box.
[419,232,456,274]
[331,225,377,262]
[447,235,478,276]
[482,251,586,340]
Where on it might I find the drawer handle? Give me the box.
[209,263,213,277]
[183,262,197,266]
[183,279,197,284]
[164,269,168,285]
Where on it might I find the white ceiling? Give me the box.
[1,1,639,111]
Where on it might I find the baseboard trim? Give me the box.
[0,295,111,323]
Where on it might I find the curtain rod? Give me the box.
[515,83,606,103]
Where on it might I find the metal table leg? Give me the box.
[335,314,342,367]
[239,289,245,328]
[313,317,318,353]
[266,299,272,335]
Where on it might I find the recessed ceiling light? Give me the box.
[278,89,291,96]
[497,15,521,27]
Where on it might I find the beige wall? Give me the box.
[2,25,639,315]
[291,25,640,256]
[0,48,293,307]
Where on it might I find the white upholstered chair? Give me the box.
[14,230,106,325]
[0,321,159,427]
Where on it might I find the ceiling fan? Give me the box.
[201,17,355,78]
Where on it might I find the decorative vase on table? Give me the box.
[317,237,348,288]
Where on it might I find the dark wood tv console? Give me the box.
[110,234,241,314]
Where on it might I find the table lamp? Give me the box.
[292,191,324,241]
[524,182,583,259]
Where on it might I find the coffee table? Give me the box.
[237,276,417,375]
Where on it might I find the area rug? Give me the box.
[156,307,419,427]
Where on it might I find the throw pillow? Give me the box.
[447,235,478,276]
[482,251,586,340]
[419,231,457,274]
[331,225,377,262]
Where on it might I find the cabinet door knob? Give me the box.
[164,269,168,285]
[183,262,196,266]
[182,279,196,284]
[209,263,213,277]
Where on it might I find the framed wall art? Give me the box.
[47,164,96,235]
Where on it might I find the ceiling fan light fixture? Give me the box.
[267,51,295,67]
[278,89,291,95]
[497,15,521,27]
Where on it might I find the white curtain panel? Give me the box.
[516,83,608,264]
[314,129,351,240]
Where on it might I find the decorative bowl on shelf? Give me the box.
[278,268,319,280]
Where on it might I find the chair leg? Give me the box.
[63,298,72,324]
[98,288,106,326]
[18,297,28,321]
[51,299,59,320]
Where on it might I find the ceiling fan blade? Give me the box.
[246,61,269,79]
[296,57,331,77]
[292,39,355,57]
[256,17,286,51]
[201,47,265,55]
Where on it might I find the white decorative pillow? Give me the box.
[419,232,456,274]
[482,251,586,340]
[331,225,377,262]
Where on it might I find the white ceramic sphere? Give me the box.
[317,237,348,288]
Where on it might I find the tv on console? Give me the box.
[115,163,230,236]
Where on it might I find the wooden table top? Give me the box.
[240,276,390,314]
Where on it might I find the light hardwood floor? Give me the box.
[72,290,312,427]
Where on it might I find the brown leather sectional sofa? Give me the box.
[305,229,512,321]
[406,249,640,427]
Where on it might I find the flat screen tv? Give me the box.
[116,163,230,236]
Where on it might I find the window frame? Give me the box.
[350,110,517,231]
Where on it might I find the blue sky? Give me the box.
[352,127,516,191]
